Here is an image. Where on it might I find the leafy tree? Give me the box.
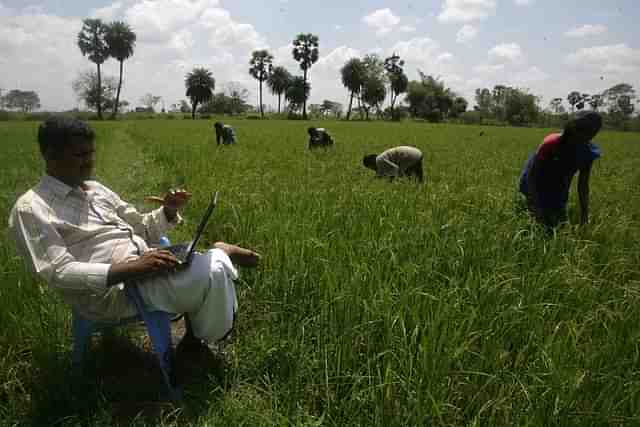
[384,53,408,120]
[185,67,215,119]
[105,21,136,119]
[78,18,110,119]
[503,88,539,125]
[361,76,386,120]
[567,91,581,113]
[603,83,635,116]
[406,73,455,122]
[474,88,492,118]
[340,58,365,120]
[450,97,468,118]
[2,89,41,112]
[72,70,118,112]
[180,100,190,113]
[360,54,387,120]
[549,98,563,114]
[588,94,604,112]
[285,76,310,115]
[249,50,273,118]
[267,66,292,114]
[292,33,319,119]
[140,93,161,112]
[492,85,508,121]
[321,100,343,118]
[225,82,251,115]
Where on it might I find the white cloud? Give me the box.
[489,42,524,64]
[514,0,534,5]
[513,66,548,83]
[125,0,219,42]
[362,8,400,35]
[566,44,640,75]
[438,0,496,23]
[90,2,124,20]
[473,63,505,74]
[391,37,458,79]
[564,24,608,38]
[456,24,478,44]
[0,12,85,110]
[399,25,417,33]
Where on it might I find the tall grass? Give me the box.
[0,119,639,425]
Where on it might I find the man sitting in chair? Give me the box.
[8,117,260,350]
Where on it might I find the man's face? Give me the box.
[47,139,96,187]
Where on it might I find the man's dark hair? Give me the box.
[563,110,602,142]
[38,117,95,157]
[363,154,378,170]
[307,127,317,136]
[214,122,223,129]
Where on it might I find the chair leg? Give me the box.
[71,307,95,370]
[125,285,182,401]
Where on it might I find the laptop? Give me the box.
[165,191,219,265]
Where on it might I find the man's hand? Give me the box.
[145,188,192,221]
[135,250,181,273]
[107,250,180,287]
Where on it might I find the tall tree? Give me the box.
[361,76,386,120]
[105,21,136,119]
[549,98,563,114]
[72,70,118,112]
[2,90,41,112]
[285,76,310,114]
[292,33,319,120]
[474,88,493,118]
[78,19,110,120]
[384,53,408,120]
[267,66,291,114]
[588,94,604,112]
[185,67,215,119]
[450,97,468,118]
[139,93,162,112]
[249,50,274,119]
[340,58,365,120]
[567,91,581,113]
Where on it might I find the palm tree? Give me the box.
[78,19,110,119]
[267,66,292,114]
[292,33,319,120]
[249,50,274,119]
[105,21,136,119]
[185,68,215,119]
[340,58,365,120]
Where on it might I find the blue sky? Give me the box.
[1,0,638,112]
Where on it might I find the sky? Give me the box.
[0,0,638,112]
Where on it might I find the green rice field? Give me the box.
[0,119,639,426]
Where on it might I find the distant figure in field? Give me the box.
[363,146,424,183]
[519,110,603,228]
[214,122,236,145]
[307,127,334,149]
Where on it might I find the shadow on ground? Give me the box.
[27,318,227,426]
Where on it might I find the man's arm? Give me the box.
[376,158,399,178]
[107,250,179,286]
[577,163,592,225]
[526,158,542,221]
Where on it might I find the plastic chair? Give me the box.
[71,237,182,401]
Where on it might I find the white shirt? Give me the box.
[375,146,423,177]
[9,175,179,320]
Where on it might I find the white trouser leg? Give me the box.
[138,248,238,342]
